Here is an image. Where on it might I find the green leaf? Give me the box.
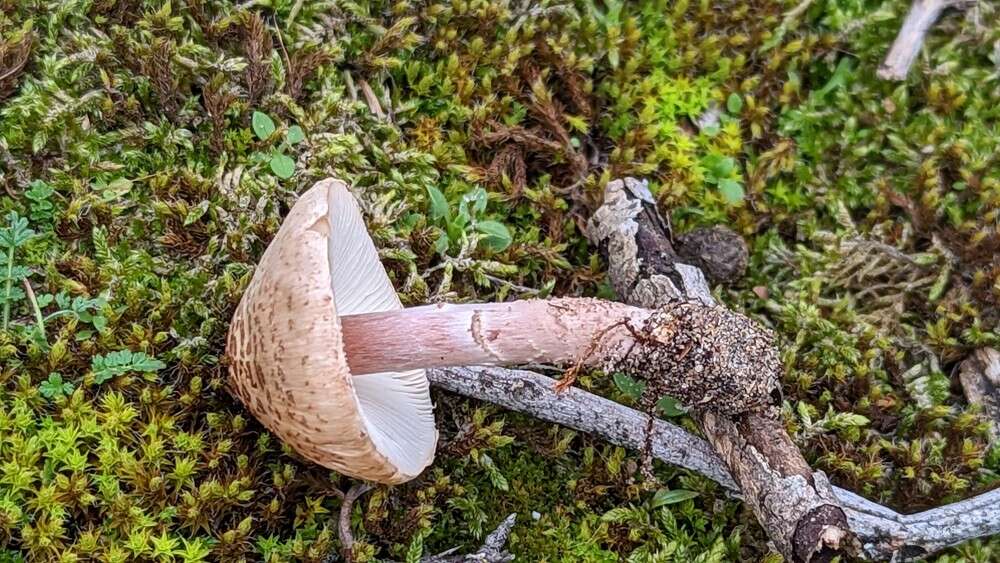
[427,186,451,222]
[286,125,305,144]
[25,180,54,202]
[726,92,743,113]
[252,111,276,140]
[650,488,699,508]
[92,350,166,385]
[184,201,210,226]
[702,154,735,179]
[0,211,35,249]
[656,396,686,417]
[39,372,73,399]
[601,506,634,523]
[612,372,644,400]
[269,153,296,179]
[475,221,512,252]
[99,178,133,202]
[815,57,855,98]
[718,179,745,205]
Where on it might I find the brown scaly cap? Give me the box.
[227,179,437,484]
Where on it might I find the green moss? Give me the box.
[0,0,999,560]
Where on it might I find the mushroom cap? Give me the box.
[227,178,437,484]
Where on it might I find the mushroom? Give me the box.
[227,179,781,484]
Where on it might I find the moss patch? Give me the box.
[1,0,999,561]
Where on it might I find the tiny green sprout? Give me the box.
[252,111,276,140]
[252,111,302,179]
[726,93,743,114]
[32,292,108,341]
[24,181,55,225]
[92,350,166,385]
[38,373,73,400]
[426,185,512,254]
[701,153,745,205]
[0,211,36,331]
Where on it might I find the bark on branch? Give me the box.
[959,348,1000,443]
[878,0,976,80]
[427,365,1000,561]
[585,177,855,562]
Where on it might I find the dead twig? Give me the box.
[335,483,373,562]
[415,514,516,563]
[878,0,976,80]
[586,177,856,562]
[958,348,1000,443]
[428,365,1000,561]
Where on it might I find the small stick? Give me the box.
[22,278,45,339]
[336,483,373,563]
[878,0,974,80]
[358,79,385,119]
[958,348,1000,443]
[429,365,1000,561]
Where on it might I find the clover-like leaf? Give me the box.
[612,372,644,400]
[252,111,276,140]
[656,396,687,417]
[718,178,745,205]
[286,125,305,144]
[269,153,296,179]
[475,220,512,252]
[39,372,74,399]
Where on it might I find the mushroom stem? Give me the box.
[340,297,650,375]
[340,296,781,416]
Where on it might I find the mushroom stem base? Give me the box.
[340,297,781,415]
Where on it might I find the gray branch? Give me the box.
[959,348,1000,443]
[427,366,1000,561]
[417,514,516,563]
[878,0,976,80]
[587,177,854,561]
[423,176,1000,561]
